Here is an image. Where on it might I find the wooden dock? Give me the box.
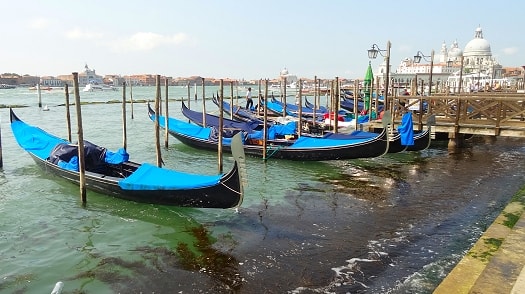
[367,92,525,139]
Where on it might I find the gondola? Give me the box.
[10,108,243,209]
[212,95,265,123]
[148,104,390,161]
[265,96,328,118]
[181,101,264,133]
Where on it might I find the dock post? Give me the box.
[72,72,87,203]
[154,75,162,167]
[218,79,224,173]
[64,84,72,142]
[447,132,466,153]
[164,78,169,148]
[122,82,127,151]
[37,83,42,108]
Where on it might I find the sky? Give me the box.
[1,0,523,81]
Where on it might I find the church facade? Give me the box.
[377,26,502,94]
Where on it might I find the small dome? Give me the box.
[280,67,289,76]
[449,40,463,59]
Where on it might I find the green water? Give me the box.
[0,86,524,293]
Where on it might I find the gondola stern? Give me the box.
[9,107,21,123]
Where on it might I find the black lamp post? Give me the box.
[367,41,391,110]
[413,50,434,96]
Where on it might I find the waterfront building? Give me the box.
[386,26,502,94]
[40,76,64,87]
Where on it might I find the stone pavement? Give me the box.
[434,187,525,293]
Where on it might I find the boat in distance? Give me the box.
[10,108,243,209]
[148,103,391,161]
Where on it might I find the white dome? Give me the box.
[280,68,289,76]
[463,27,491,57]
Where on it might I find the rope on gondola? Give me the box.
[264,144,285,159]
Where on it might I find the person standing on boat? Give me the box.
[245,87,253,110]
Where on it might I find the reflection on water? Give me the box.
[0,88,524,293]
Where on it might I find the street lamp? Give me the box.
[367,41,391,110]
[413,49,434,96]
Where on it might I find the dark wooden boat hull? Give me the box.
[170,130,388,161]
[149,104,389,161]
[27,153,242,208]
[387,132,408,153]
[406,128,431,151]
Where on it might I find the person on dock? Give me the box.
[245,87,253,110]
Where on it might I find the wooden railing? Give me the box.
[385,93,525,137]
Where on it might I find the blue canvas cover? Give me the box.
[105,148,129,164]
[291,131,380,148]
[246,122,296,140]
[118,163,222,190]
[397,112,415,146]
[11,120,68,160]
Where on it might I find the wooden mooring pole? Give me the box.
[164,78,169,148]
[64,84,72,142]
[202,78,206,126]
[37,83,42,108]
[72,72,87,203]
[263,79,268,161]
[122,82,127,151]
[154,75,163,167]
[218,79,224,173]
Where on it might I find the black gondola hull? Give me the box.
[28,153,242,208]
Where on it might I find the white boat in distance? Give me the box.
[82,83,117,92]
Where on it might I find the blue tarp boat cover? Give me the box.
[11,120,68,160]
[398,112,415,146]
[118,163,222,190]
[48,142,129,172]
[246,122,296,140]
[291,131,379,148]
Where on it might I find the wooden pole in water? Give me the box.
[64,84,72,142]
[313,76,317,126]
[230,82,234,120]
[283,77,287,117]
[202,78,206,126]
[154,75,162,167]
[298,79,302,137]
[257,79,262,116]
[334,77,339,133]
[263,79,268,161]
[72,72,87,203]
[122,81,127,151]
[354,79,359,131]
[164,78,169,148]
[194,82,197,101]
[329,80,335,131]
[218,79,224,173]
[37,83,42,108]
[186,81,190,109]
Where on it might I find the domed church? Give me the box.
[461,26,500,77]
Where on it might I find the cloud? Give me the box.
[65,28,104,40]
[109,32,188,53]
[502,47,518,55]
[28,18,52,30]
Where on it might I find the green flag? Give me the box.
[364,61,374,110]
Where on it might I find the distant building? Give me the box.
[387,26,502,93]
[40,76,64,87]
